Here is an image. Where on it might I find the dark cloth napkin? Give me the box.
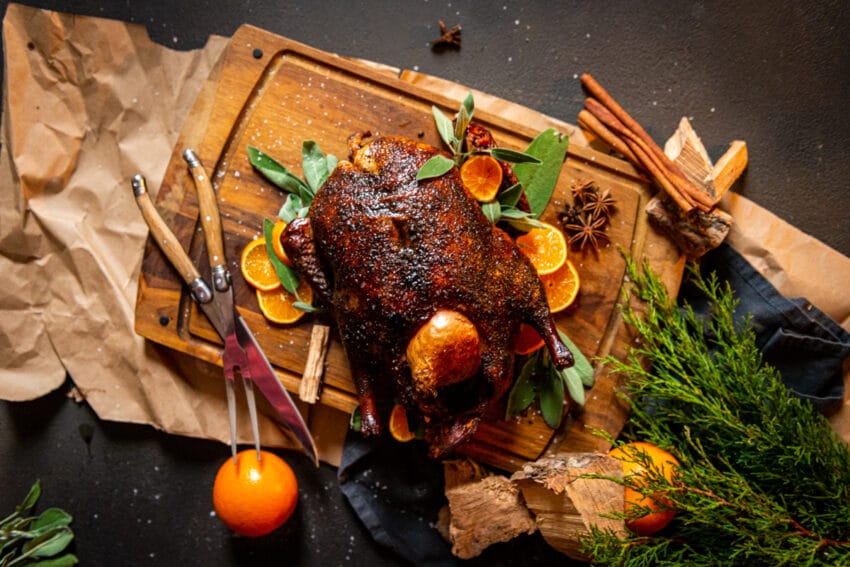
[338,432,457,566]
[339,243,850,563]
[679,242,849,413]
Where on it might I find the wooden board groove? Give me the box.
[135,25,682,471]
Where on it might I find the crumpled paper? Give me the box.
[1,3,848,458]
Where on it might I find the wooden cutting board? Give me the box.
[134,25,683,471]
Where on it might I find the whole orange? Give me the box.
[608,441,679,536]
[212,449,298,537]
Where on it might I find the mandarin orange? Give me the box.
[240,238,282,291]
[212,450,298,537]
[515,222,568,275]
[608,441,680,536]
[459,154,503,202]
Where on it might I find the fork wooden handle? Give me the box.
[131,174,211,303]
[184,149,228,290]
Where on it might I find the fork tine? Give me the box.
[224,378,238,464]
[242,379,262,461]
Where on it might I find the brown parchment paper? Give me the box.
[1,3,848,463]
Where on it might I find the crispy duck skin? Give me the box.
[283,132,573,456]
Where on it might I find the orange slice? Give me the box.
[515,222,568,275]
[240,238,282,291]
[511,323,545,355]
[538,258,580,313]
[270,220,293,267]
[388,403,415,442]
[256,278,313,325]
[460,154,503,202]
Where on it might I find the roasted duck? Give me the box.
[282,132,573,456]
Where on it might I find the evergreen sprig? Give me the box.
[582,257,850,565]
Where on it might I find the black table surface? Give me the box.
[2,1,848,565]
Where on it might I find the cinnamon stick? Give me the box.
[584,98,696,212]
[577,109,640,163]
[581,74,716,212]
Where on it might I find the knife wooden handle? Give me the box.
[183,149,228,291]
[131,174,211,303]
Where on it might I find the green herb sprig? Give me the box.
[1,481,77,566]
[416,94,568,233]
[581,257,850,565]
[247,141,335,309]
[506,329,594,428]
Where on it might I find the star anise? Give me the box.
[563,211,609,253]
[571,178,597,204]
[582,188,617,218]
[557,204,581,227]
[431,20,462,50]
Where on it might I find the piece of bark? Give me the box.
[299,324,330,403]
[511,453,626,561]
[441,458,537,559]
[646,196,734,259]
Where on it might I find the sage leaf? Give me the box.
[416,155,455,181]
[461,92,475,121]
[30,508,72,533]
[513,129,569,218]
[18,527,74,560]
[278,193,303,224]
[562,368,586,406]
[325,153,338,173]
[557,328,594,387]
[263,219,300,296]
[497,183,523,208]
[499,207,545,232]
[432,106,457,151]
[538,369,565,429]
[480,200,501,225]
[301,140,329,193]
[292,301,318,313]
[247,146,309,195]
[506,355,539,419]
[349,406,362,431]
[455,104,470,143]
[489,147,541,164]
[29,553,79,566]
[17,481,41,515]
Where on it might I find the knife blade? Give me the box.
[234,315,319,466]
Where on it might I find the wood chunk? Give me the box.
[664,117,713,191]
[711,140,748,199]
[648,117,745,259]
[299,324,330,403]
[441,459,537,559]
[646,196,733,259]
[511,453,625,561]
